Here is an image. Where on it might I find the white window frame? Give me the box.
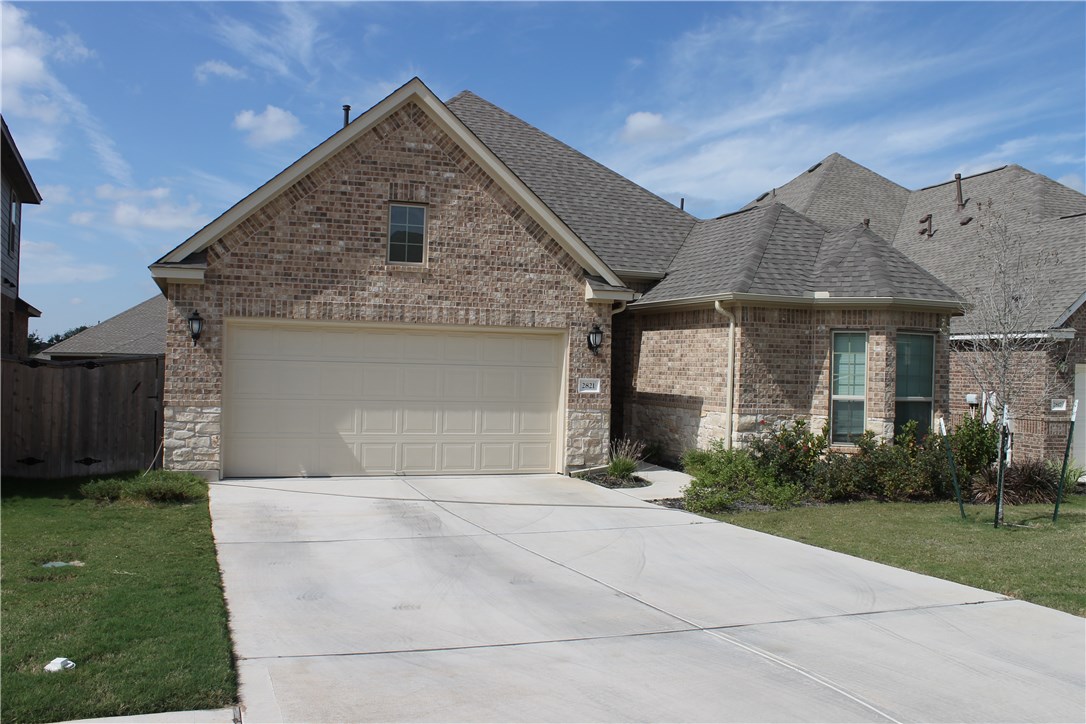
[894,332,936,439]
[8,189,19,256]
[387,203,427,265]
[830,330,868,445]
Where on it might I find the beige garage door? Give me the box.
[223,322,564,477]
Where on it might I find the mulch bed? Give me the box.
[577,471,652,489]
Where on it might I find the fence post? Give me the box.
[939,417,966,519]
[1053,400,1078,523]
[994,405,1009,528]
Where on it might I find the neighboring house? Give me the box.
[1,116,42,358]
[151,79,964,480]
[39,295,167,360]
[746,154,1086,463]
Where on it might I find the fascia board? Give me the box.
[584,281,639,302]
[149,264,205,284]
[630,292,965,313]
[154,78,624,288]
[1054,292,1086,328]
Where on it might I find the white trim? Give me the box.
[387,203,428,266]
[950,329,1076,341]
[630,292,964,312]
[584,282,639,302]
[155,78,623,287]
[830,330,868,445]
[894,332,935,435]
[1053,292,1086,327]
[149,265,205,284]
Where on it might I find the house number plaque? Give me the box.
[577,378,601,394]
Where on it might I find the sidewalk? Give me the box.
[619,462,692,501]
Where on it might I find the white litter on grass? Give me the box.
[41,561,84,568]
[44,657,76,673]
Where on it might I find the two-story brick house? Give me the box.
[1,116,43,358]
[152,79,967,479]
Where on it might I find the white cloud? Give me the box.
[195,59,247,83]
[69,211,95,226]
[0,3,131,183]
[233,105,303,147]
[1057,174,1085,193]
[111,200,207,231]
[96,184,170,201]
[70,297,84,306]
[19,239,114,285]
[620,112,683,143]
[209,4,331,80]
[38,185,73,205]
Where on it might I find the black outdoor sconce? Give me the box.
[586,323,603,356]
[188,310,204,346]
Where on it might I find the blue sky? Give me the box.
[3,1,1084,338]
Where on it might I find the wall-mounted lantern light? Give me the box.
[187,310,204,346]
[586,324,603,356]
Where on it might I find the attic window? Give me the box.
[388,204,426,264]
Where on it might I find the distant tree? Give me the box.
[28,325,90,356]
[953,199,1073,419]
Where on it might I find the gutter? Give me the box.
[714,301,737,450]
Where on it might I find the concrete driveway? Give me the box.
[210,475,1085,723]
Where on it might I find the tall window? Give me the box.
[8,189,19,255]
[831,332,867,444]
[895,333,935,440]
[388,204,425,264]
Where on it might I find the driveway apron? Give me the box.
[210,475,1085,723]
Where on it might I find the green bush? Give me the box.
[748,419,827,489]
[682,442,801,512]
[80,471,207,504]
[949,416,999,479]
[607,457,639,480]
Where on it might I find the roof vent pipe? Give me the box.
[863,218,870,228]
[342,105,351,129]
[954,173,964,210]
[680,197,685,211]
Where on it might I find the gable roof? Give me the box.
[447,92,697,277]
[632,203,962,309]
[1,116,43,205]
[42,296,166,359]
[151,78,624,289]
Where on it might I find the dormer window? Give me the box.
[388,204,425,264]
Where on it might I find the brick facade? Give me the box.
[948,304,1085,462]
[616,304,950,461]
[164,101,612,477]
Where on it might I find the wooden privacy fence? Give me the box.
[2,355,163,480]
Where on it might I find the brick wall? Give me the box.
[949,304,1084,461]
[165,101,612,476]
[616,304,950,460]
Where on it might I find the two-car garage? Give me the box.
[223,322,565,478]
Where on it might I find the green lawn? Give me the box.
[711,495,1086,616]
[1,476,237,724]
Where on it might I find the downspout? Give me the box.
[610,301,627,316]
[714,301,737,449]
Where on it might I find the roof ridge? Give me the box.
[737,204,784,293]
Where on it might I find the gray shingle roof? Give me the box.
[633,203,962,307]
[43,295,166,358]
[890,165,1086,333]
[447,91,696,275]
[743,153,910,243]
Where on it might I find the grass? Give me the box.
[1,473,237,724]
[710,495,1086,617]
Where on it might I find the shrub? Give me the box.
[682,442,801,511]
[949,416,999,479]
[79,471,207,504]
[748,419,827,489]
[608,437,647,480]
[971,460,1061,505]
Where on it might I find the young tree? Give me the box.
[952,200,1073,420]
[27,325,90,356]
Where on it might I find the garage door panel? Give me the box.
[362,366,403,398]
[225,323,562,476]
[519,442,554,471]
[402,443,438,472]
[361,406,398,434]
[480,443,515,471]
[402,407,439,435]
[441,443,476,472]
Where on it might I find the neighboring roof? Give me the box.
[743,153,909,243]
[1,116,43,205]
[447,92,696,276]
[633,203,963,309]
[890,165,1086,334]
[152,78,623,289]
[42,296,166,358]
